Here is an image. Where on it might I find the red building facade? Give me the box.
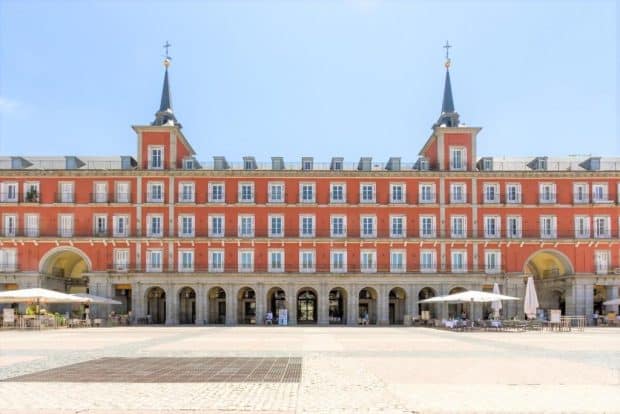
[1,56,618,325]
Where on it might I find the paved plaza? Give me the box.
[0,327,619,413]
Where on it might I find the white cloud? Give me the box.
[0,97,20,113]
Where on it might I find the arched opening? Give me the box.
[208,287,226,324]
[594,285,607,314]
[418,287,437,318]
[266,287,287,325]
[237,287,256,324]
[39,247,91,293]
[358,287,377,325]
[448,287,467,319]
[178,287,196,324]
[328,287,347,324]
[389,287,407,325]
[146,287,166,324]
[297,288,317,324]
[524,250,573,279]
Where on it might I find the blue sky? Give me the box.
[0,0,617,162]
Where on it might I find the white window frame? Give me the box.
[450,183,466,204]
[1,182,18,203]
[592,183,609,203]
[573,183,589,204]
[483,183,499,204]
[93,182,108,203]
[360,249,377,273]
[593,216,610,238]
[58,214,73,237]
[330,183,346,204]
[178,215,195,237]
[299,182,316,203]
[268,214,284,238]
[112,215,129,237]
[299,215,315,238]
[209,249,224,272]
[594,250,610,275]
[147,182,164,203]
[360,183,376,204]
[419,183,436,204]
[23,181,40,203]
[539,182,556,204]
[450,215,467,238]
[540,216,557,239]
[24,214,39,237]
[390,215,406,238]
[59,181,74,203]
[330,250,347,273]
[148,145,164,170]
[330,215,346,238]
[3,214,17,237]
[178,182,195,203]
[420,250,437,273]
[506,183,522,204]
[484,250,501,274]
[238,182,255,203]
[93,214,108,237]
[449,146,467,171]
[113,248,130,272]
[0,248,17,272]
[208,182,225,203]
[146,214,163,237]
[419,215,436,238]
[390,183,405,204]
[268,182,284,203]
[238,249,254,273]
[484,215,501,239]
[574,215,590,239]
[451,250,467,273]
[208,214,225,237]
[178,249,194,272]
[146,249,163,272]
[238,214,255,237]
[390,249,406,273]
[506,216,522,239]
[299,249,315,273]
[360,215,377,238]
[268,249,284,273]
[115,181,130,203]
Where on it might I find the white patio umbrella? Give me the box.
[491,283,503,319]
[0,288,90,304]
[602,298,620,306]
[70,293,122,305]
[418,295,446,303]
[524,276,539,319]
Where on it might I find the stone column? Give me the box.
[286,284,297,326]
[255,283,265,326]
[606,285,619,313]
[165,284,177,325]
[132,283,142,323]
[225,284,236,325]
[347,285,359,325]
[195,284,206,325]
[318,282,329,326]
[408,285,418,319]
[377,285,389,325]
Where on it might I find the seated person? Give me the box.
[265,311,273,325]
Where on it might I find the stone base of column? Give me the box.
[377,320,390,326]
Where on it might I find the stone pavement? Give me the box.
[0,326,619,413]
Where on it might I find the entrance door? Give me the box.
[297,290,317,323]
[389,303,395,324]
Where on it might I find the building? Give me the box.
[1,52,619,325]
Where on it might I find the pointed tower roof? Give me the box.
[434,41,460,128]
[152,56,181,128]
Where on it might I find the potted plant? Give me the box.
[25,187,39,202]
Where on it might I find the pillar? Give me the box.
[377,285,389,325]
[195,284,206,325]
[286,284,297,325]
[255,283,265,325]
[606,285,619,313]
[347,285,358,325]
[165,284,177,325]
[407,285,418,319]
[225,284,236,325]
[318,282,329,326]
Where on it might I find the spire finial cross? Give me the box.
[163,41,172,60]
[443,40,451,60]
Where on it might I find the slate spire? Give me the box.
[152,42,181,128]
[434,41,460,128]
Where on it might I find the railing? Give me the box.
[89,193,133,203]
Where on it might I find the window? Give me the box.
[268,215,284,237]
[331,250,346,273]
[147,182,163,202]
[540,216,557,239]
[483,183,499,204]
[420,215,436,238]
[390,215,405,238]
[93,214,107,236]
[331,183,346,203]
[178,215,195,237]
[573,183,588,204]
[209,183,225,203]
[268,182,284,203]
[539,183,556,203]
[449,147,466,170]
[300,215,315,237]
[178,250,194,272]
[3,215,17,237]
[59,182,74,203]
[114,249,129,271]
[506,183,521,204]
[485,251,501,274]
[0,182,18,202]
[24,214,39,237]
[58,214,73,237]
[331,215,346,237]
[300,183,315,203]
[360,183,375,203]
[360,250,376,272]
[360,216,376,238]
[183,158,195,170]
[238,250,254,272]
[23,182,40,203]
[209,215,224,237]
[592,184,608,203]
[238,215,254,237]
[268,249,284,272]
[420,250,437,272]
[0,249,17,272]
[419,183,435,203]
[594,251,610,275]
[302,159,313,170]
[300,250,315,272]
[390,250,405,273]
[178,182,195,203]
[113,215,129,237]
[238,183,254,203]
[451,215,466,238]
[593,216,610,238]
[390,184,405,203]
[146,250,162,272]
[484,216,500,238]
[149,146,163,169]
[574,216,590,238]
[147,215,163,237]
[115,182,130,203]
[450,183,466,203]
[94,182,108,203]
[451,250,467,273]
[506,216,522,238]
[209,250,224,272]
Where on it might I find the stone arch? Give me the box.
[237,286,256,324]
[523,249,574,278]
[145,286,166,324]
[389,287,407,325]
[207,286,227,324]
[296,287,318,324]
[328,286,348,325]
[358,287,378,325]
[38,246,93,292]
[178,286,196,324]
[418,286,438,319]
[266,286,287,325]
[39,246,93,275]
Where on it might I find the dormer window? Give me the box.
[449,147,466,170]
[149,146,163,170]
[302,157,313,171]
[183,159,194,170]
